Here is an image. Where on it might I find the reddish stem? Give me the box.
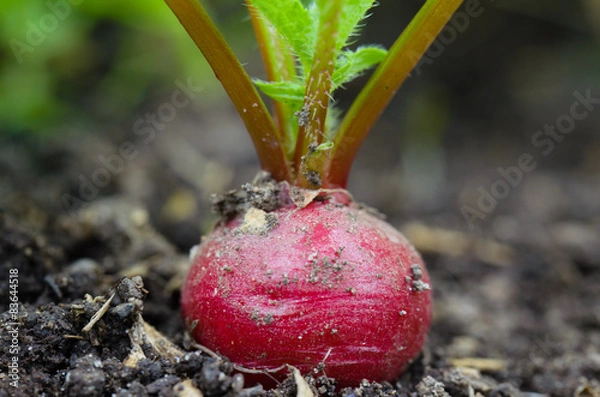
[165,0,291,182]
[326,0,465,188]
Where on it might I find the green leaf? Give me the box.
[336,0,378,51]
[248,0,316,73]
[250,0,386,159]
[332,45,387,88]
[253,79,305,106]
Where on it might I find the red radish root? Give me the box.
[181,176,432,387]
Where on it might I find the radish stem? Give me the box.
[294,1,343,188]
[327,0,465,188]
[165,0,291,181]
[246,1,297,158]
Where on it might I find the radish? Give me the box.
[182,182,431,386]
[165,0,464,387]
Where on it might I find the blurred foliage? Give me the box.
[0,0,598,143]
[0,0,256,136]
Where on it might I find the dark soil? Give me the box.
[1,2,600,393]
[1,131,599,397]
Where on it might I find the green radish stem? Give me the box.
[293,1,343,188]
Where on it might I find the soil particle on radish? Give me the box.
[305,170,323,187]
[409,263,431,293]
[211,171,282,219]
[235,207,278,236]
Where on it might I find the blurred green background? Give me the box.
[1,0,599,247]
[0,0,257,134]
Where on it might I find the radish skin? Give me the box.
[181,184,432,386]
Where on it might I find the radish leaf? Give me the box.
[248,0,315,74]
[333,46,387,89]
[253,80,304,106]
[336,0,378,51]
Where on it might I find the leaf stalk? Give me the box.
[326,0,465,188]
[165,0,291,181]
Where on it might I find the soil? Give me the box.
[1,130,599,397]
[1,3,599,393]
